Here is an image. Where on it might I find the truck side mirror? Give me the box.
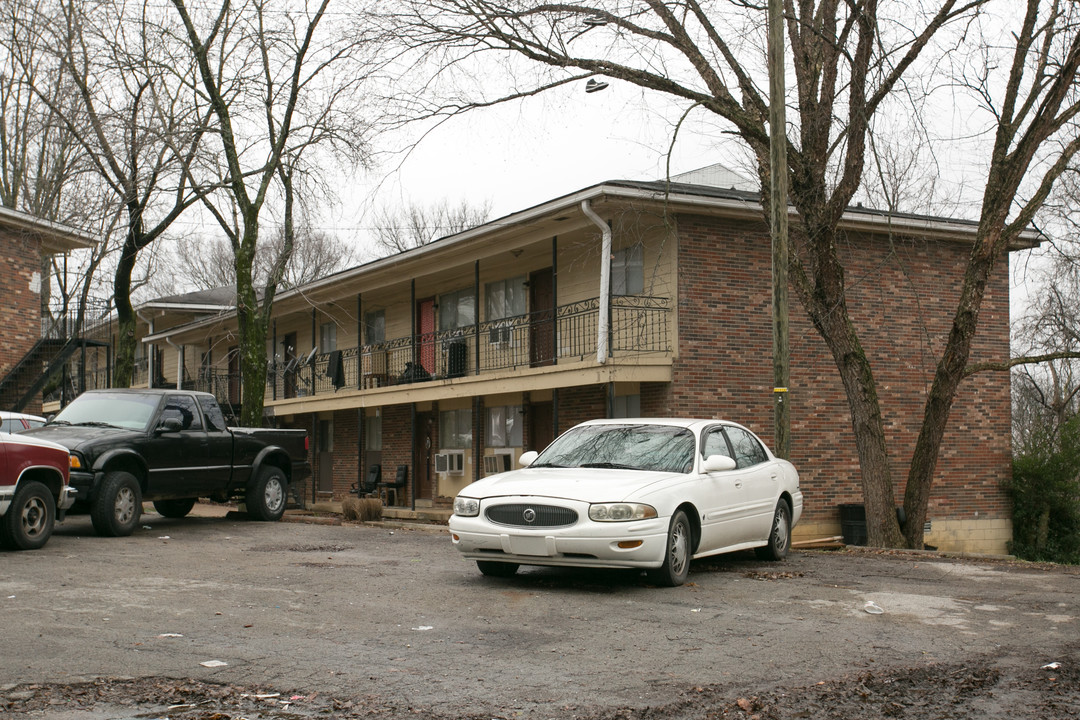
[157,417,183,434]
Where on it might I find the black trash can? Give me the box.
[838,503,867,546]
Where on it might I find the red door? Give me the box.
[417,298,436,376]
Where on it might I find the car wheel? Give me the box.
[648,509,692,587]
[755,501,791,561]
[247,466,287,521]
[153,498,197,519]
[91,471,142,537]
[0,481,55,550]
[476,560,519,578]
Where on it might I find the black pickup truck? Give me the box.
[23,389,310,537]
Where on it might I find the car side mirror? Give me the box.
[156,417,183,434]
[518,450,539,467]
[702,454,737,472]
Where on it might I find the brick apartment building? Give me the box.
[0,206,96,414]
[76,167,1029,553]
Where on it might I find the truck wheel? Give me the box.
[247,466,287,522]
[153,498,197,518]
[0,481,55,550]
[91,471,142,537]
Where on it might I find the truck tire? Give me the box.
[91,471,142,537]
[247,466,287,522]
[1,481,55,550]
[153,498,197,518]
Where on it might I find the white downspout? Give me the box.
[136,309,155,388]
[581,199,611,364]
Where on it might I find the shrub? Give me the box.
[1008,417,1080,564]
[342,497,382,522]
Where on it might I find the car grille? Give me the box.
[485,503,578,528]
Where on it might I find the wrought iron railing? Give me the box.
[216,295,669,403]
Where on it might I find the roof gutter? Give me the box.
[581,199,611,365]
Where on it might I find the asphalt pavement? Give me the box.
[1,504,1077,719]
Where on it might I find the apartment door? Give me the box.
[416,298,436,377]
[414,412,434,500]
[529,401,555,453]
[529,267,554,367]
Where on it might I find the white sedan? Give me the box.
[449,418,803,586]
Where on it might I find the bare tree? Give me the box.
[384,0,1080,547]
[1,0,117,349]
[15,0,214,387]
[369,197,492,255]
[158,223,359,294]
[168,0,372,426]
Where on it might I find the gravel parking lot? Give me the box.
[1,506,1077,719]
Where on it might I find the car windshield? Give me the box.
[533,424,695,473]
[49,393,160,431]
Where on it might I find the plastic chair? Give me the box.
[379,464,408,506]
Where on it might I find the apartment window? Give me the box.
[320,322,337,353]
[485,276,526,321]
[613,394,641,419]
[487,405,523,447]
[439,288,475,330]
[439,408,472,449]
[364,310,385,345]
[611,242,644,295]
[365,412,382,451]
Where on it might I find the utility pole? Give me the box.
[768,0,791,459]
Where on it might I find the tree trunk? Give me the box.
[902,223,1005,548]
[235,222,267,427]
[112,240,138,388]
[813,295,906,547]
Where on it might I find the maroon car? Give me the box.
[0,430,73,550]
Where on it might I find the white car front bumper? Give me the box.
[449,499,671,570]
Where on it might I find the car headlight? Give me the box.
[69,454,84,471]
[454,496,480,517]
[589,503,657,522]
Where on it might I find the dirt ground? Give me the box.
[1,506,1077,719]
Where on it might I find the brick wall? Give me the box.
[666,215,1012,529]
[329,409,358,500]
[379,404,416,506]
[0,232,43,381]
[557,385,606,433]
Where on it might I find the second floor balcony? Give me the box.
[191,294,671,407]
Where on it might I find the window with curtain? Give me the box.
[611,242,644,295]
[487,405,523,447]
[485,276,527,321]
[364,310,385,345]
[320,322,337,352]
[439,408,472,449]
[365,412,382,451]
[439,288,476,330]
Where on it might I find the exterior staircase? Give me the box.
[0,337,106,412]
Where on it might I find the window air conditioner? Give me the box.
[435,452,464,475]
[483,452,513,475]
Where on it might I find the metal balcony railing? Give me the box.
[195,295,670,406]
